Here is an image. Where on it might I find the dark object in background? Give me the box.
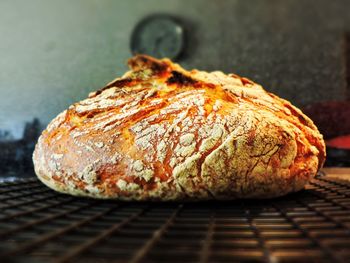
[130,14,185,60]
[327,146,350,167]
[327,136,350,167]
[303,101,350,166]
[303,101,350,139]
[327,135,350,166]
[0,119,41,179]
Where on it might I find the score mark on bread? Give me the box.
[33,55,325,200]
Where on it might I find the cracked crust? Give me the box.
[33,55,325,200]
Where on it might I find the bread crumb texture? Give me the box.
[33,55,325,200]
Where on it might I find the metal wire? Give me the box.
[0,175,349,263]
[129,205,182,263]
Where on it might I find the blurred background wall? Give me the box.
[0,0,350,176]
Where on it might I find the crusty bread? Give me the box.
[33,55,325,200]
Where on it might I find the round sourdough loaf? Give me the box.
[33,55,325,200]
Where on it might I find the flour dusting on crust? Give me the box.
[33,55,325,200]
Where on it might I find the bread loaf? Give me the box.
[33,55,325,200]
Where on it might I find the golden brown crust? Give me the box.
[33,55,326,200]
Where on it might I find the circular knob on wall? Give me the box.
[130,14,185,60]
